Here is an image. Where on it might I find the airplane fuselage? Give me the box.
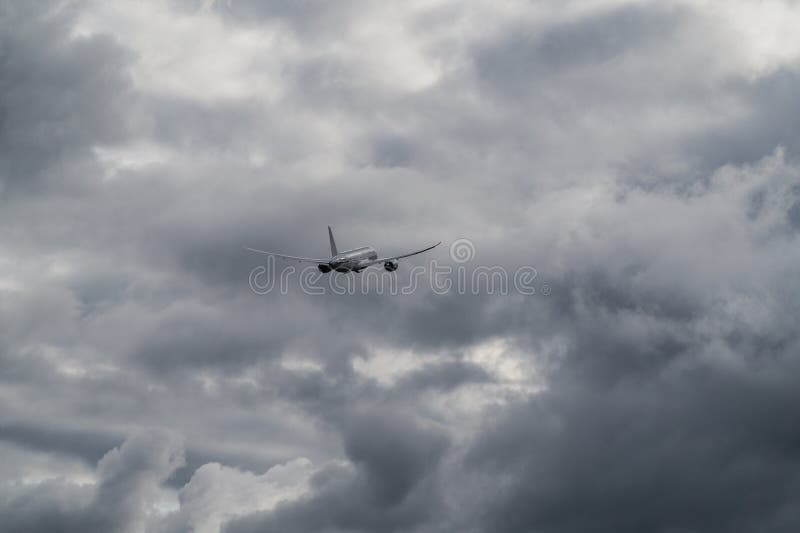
[328,246,378,272]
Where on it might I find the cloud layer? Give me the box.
[2,1,800,531]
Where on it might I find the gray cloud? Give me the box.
[0,429,183,533]
[473,4,687,95]
[467,367,800,533]
[0,2,135,195]
[2,1,800,532]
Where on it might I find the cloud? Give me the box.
[0,429,183,533]
[466,367,800,533]
[2,1,800,532]
[0,2,135,195]
[157,457,314,533]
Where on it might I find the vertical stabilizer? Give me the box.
[328,226,338,257]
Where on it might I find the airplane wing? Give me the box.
[243,247,331,264]
[359,241,441,268]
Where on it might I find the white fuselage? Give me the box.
[330,246,378,272]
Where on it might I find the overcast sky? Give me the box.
[2,1,800,532]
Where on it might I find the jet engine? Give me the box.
[384,260,398,272]
[317,264,332,273]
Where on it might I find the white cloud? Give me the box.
[74,1,294,102]
[163,457,314,533]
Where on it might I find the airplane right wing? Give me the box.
[358,241,442,268]
[382,241,442,261]
[244,247,331,264]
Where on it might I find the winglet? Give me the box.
[328,226,338,257]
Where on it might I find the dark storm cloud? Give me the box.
[225,411,449,533]
[468,366,800,533]
[173,0,362,37]
[450,151,800,532]
[473,4,686,94]
[144,95,261,150]
[0,2,134,195]
[0,417,288,490]
[684,67,800,171]
[0,420,122,466]
[393,360,492,393]
[368,135,417,169]
[3,1,800,532]
[131,306,288,373]
[225,461,440,533]
[342,410,449,506]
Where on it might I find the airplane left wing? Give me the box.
[244,247,331,264]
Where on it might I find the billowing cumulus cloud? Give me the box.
[2,1,800,532]
[0,429,183,533]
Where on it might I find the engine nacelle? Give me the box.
[384,260,398,272]
[317,264,332,273]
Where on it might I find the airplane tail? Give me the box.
[328,226,338,257]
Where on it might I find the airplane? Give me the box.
[245,226,440,273]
